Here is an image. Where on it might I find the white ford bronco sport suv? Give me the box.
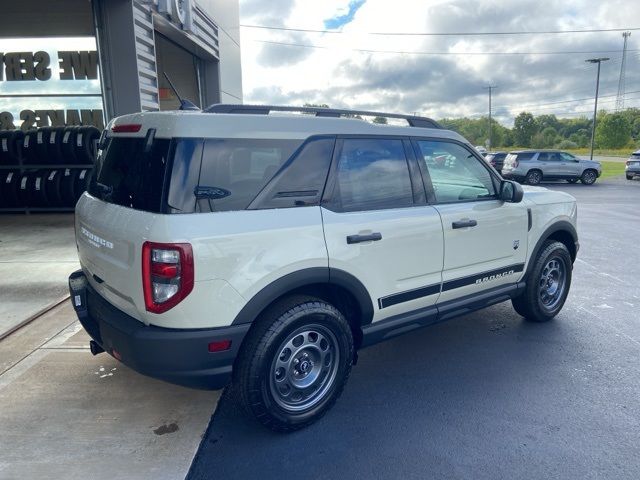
[69,105,579,432]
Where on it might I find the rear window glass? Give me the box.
[89,136,172,213]
[197,139,301,212]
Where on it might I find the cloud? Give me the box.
[239,0,640,125]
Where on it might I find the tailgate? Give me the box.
[76,194,156,322]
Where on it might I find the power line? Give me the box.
[252,39,639,56]
[242,24,640,36]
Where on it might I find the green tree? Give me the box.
[595,113,632,148]
[372,116,388,124]
[513,112,537,147]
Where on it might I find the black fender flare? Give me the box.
[525,221,578,279]
[231,267,374,326]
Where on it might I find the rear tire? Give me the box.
[525,170,542,185]
[234,295,354,432]
[512,241,572,322]
[580,169,597,185]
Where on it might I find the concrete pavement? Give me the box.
[0,302,220,480]
[0,214,78,339]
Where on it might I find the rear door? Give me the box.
[413,139,528,306]
[77,133,203,320]
[322,137,444,323]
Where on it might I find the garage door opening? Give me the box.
[155,33,202,110]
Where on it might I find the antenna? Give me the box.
[163,72,199,111]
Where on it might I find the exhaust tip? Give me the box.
[89,340,105,356]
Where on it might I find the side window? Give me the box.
[333,138,414,212]
[517,152,534,162]
[251,137,335,209]
[198,138,301,212]
[415,140,497,203]
[560,152,576,161]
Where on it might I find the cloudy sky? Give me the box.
[238,0,640,125]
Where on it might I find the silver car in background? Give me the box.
[502,150,602,185]
[626,150,640,180]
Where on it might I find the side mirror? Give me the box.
[500,180,524,203]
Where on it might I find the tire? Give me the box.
[580,169,597,185]
[627,174,634,180]
[525,169,542,185]
[234,295,354,432]
[512,241,572,322]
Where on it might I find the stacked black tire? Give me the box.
[0,126,101,210]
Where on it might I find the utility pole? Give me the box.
[616,31,631,111]
[585,58,609,160]
[484,85,497,150]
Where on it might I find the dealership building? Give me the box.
[0,0,243,128]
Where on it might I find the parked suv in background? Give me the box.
[626,150,640,180]
[502,150,601,185]
[484,151,507,173]
[69,105,579,432]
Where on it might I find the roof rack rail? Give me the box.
[203,104,442,129]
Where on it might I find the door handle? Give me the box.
[346,232,382,244]
[452,219,477,229]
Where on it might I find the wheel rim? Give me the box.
[583,171,595,184]
[269,324,340,412]
[539,257,567,310]
[528,171,541,184]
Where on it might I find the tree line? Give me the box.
[439,108,640,150]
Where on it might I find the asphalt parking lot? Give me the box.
[188,177,640,480]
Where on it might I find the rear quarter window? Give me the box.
[515,152,535,161]
[197,138,302,212]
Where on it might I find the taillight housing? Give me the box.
[142,242,194,314]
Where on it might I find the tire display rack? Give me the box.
[0,126,101,213]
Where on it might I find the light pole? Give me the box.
[585,57,609,160]
[484,85,497,150]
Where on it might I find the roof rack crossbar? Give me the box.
[204,104,442,129]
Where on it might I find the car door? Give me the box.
[559,152,582,177]
[321,137,444,323]
[412,138,529,307]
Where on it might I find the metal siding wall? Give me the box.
[132,1,160,111]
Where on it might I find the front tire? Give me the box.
[627,174,634,180]
[234,295,354,432]
[512,241,572,322]
[581,169,597,185]
[526,170,542,185]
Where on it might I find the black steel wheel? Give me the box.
[512,241,572,322]
[235,295,353,432]
[526,170,542,185]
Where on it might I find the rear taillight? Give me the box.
[142,242,194,313]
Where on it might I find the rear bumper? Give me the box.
[68,270,249,390]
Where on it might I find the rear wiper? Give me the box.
[95,182,113,199]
